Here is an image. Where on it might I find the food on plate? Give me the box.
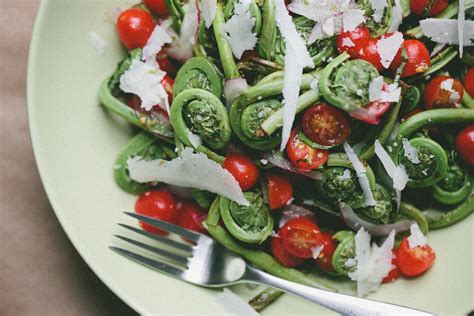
[98,0,474,311]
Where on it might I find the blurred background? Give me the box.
[0,1,135,314]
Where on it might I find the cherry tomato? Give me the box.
[223,154,260,190]
[302,103,350,146]
[336,26,370,58]
[463,68,474,97]
[162,74,174,105]
[314,232,336,272]
[157,51,177,76]
[271,235,304,267]
[279,217,324,259]
[382,250,401,283]
[397,238,436,277]
[358,38,384,72]
[286,128,329,170]
[135,189,178,235]
[267,174,293,210]
[410,0,448,16]
[424,76,464,109]
[143,0,169,17]
[390,40,430,78]
[117,8,155,50]
[455,125,474,166]
[349,101,392,125]
[176,202,207,235]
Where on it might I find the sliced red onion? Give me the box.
[340,203,414,236]
[262,151,322,180]
[167,185,194,200]
[348,107,380,125]
[224,78,249,106]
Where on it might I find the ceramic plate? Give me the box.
[27,0,473,314]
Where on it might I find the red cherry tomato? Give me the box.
[314,232,336,272]
[117,8,155,50]
[410,0,448,16]
[302,103,351,146]
[271,235,304,267]
[463,68,474,97]
[397,238,436,277]
[286,128,329,170]
[349,101,392,125]
[455,125,474,166]
[143,0,169,17]
[336,26,370,58]
[423,76,464,109]
[135,189,178,235]
[279,217,324,259]
[358,37,384,71]
[223,154,260,190]
[176,202,207,235]
[157,51,177,76]
[162,74,174,105]
[390,40,430,78]
[267,174,293,210]
[382,250,401,283]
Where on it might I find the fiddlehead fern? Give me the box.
[316,153,376,209]
[354,184,393,224]
[114,131,176,194]
[256,0,276,60]
[219,192,274,244]
[213,3,240,79]
[331,231,356,276]
[173,57,223,98]
[170,88,231,150]
[320,53,380,112]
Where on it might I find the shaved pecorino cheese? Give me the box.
[370,0,387,23]
[343,8,366,32]
[374,140,408,191]
[368,76,401,102]
[142,22,173,65]
[376,32,404,69]
[198,0,217,28]
[407,223,427,248]
[419,19,474,46]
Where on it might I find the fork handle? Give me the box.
[244,266,433,315]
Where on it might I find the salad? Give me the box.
[99,0,474,311]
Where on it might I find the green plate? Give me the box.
[27,1,473,314]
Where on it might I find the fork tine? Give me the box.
[118,223,193,253]
[125,212,200,241]
[110,246,184,278]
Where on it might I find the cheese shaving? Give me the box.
[198,0,217,28]
[368,76,401,103]
[342,37,355,47]
[440,78,461,104]
[370,0,387,23]
[220,0,257,59]
[88,31,108,56]
[187,131,202,148]
[374,140,408,191]
[119,59,169,111]
[388,0,403,32]
[402,138,420,164]
[458,0,465,57]
[407,223,427,248]
[348,228,396,297]
[419,19,474,46]
[142,22,173,65]
[275,0,314,151]
[376,32,404,69]
[216,288,259,316]
[343,142,377,206]
[127,148,249,206]
[343,9,366,32]
[312,245,324,259]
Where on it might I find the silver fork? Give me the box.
[111,212,433,315]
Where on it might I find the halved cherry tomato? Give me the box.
[271,235,304,267]
[223,154,260,190]
[382,250,401,283]
[424,76,464,109]
[410,0,448,16]
[390,40,430,78]
[455,125,474,166]
[143,0,169,17]
[157,51,177,76]
[286,128,329,170]
[336,26,370,58]
[463,68,474,97]
[358,37,384,71]
[176,202,207,235]
[267,174,293,210]
[117,8,155,50]
[397,238,436,277]
[279,217,324,259]
[349,101,392,125]
[301,104,350,146]
[314,232,336,272]
[135,189,178,235]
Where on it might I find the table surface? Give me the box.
[0,2,135,315]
